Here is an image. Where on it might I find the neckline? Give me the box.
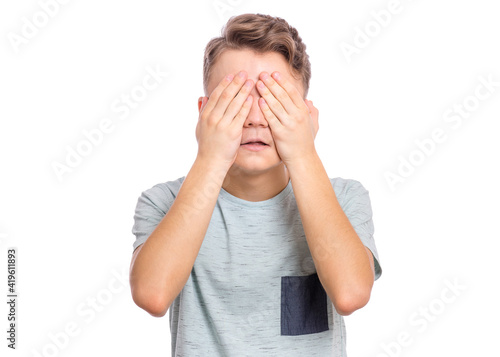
[219,179,292,209]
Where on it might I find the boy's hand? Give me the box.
[256,71,319,167]
[196,71,254,169]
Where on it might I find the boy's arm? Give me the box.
[129,71,254,317]
[129,158,227,317]
[255,71,375,316]
[286,155,375,316]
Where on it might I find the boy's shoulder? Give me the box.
[141,176,186,197]
[329,176,369,198]
[136,177,186,211]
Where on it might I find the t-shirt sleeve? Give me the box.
[335,179,382,281]
[131,184,175,252]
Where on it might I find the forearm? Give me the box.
[287,152,374,315]
[130,157,227,316]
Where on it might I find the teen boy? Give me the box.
[130,13,382,356]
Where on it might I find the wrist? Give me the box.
[284,149,319,173]
[193,154,231,183]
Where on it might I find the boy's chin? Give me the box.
[229,157,283,176]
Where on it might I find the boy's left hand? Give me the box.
[256,71,319,167]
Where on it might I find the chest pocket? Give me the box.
[280,272,329,336]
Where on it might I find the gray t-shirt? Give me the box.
[132,176,382,356]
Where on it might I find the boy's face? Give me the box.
[202,49,305,175]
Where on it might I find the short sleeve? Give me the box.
[131,183,177,252]
[333,179,382,281]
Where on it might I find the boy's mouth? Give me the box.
[240,140,270,151]
[241,141,268,146]
[241,136,270,146]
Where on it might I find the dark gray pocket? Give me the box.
[280,272,329,336]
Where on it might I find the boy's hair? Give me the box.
[203,13,311,98]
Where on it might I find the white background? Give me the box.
[1,0,499,356]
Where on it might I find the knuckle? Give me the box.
[277,93,287,103]
[239,102,249,113]
[239,100,248,110]
[213,120,223,130]
[241,82,252,93]
[210,89,221,101]
[234,74,245,85]
[206,114,218,125]
[220,90,232,101]
[200,112,209,121]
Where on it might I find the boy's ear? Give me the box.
[198,97,203,112]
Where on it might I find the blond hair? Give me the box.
[203,13,311,98]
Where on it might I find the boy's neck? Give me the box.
[221,163,290,202]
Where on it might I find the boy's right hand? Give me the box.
[195,71,254,170]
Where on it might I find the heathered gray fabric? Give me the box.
[132,176,382,356]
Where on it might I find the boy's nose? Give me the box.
[243,86,268,128]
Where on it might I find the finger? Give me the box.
[306,99,319,137]
[305,99,314,114]
[220,79,254,126]
[258,97,283,130]
[230,94,253,130]
[258,72,296,114]
[307,100,319,120]
[210,71,249,120]
[270,71,308,111]
[256,79,289,124]
[202,74,234,116]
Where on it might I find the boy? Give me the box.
[129,13,382,356]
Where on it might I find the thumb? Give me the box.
[305,99,313,112]
[305,99,319,138]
